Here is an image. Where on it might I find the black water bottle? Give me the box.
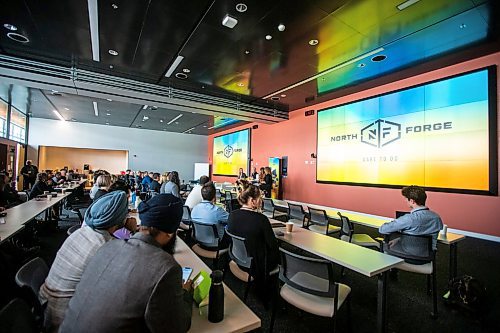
[208,270,224,323]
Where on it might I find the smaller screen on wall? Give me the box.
[213,129,250,176]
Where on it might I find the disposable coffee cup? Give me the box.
[285,222,294,233]
[440,224,448,236]
[47,195,52,201]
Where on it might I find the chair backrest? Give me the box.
[230,192,238,200]
[385,233,435,262]
[182,205,192,224]
[263,198,274,212]
[67,224,80,236]
[337,212,354,240]
[288,203,305,221]
[15,257,49,299]
[226,230,253,269]
[216,189,222,201]
[278,248,336,298]
[192,221,219,248]
[307,207,328,226]
[0,298,37,333]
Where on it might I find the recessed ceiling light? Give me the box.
[459,23,467,29]
[191,111,197,114]
[182,68,190,73]
[64,107,70,110]
[175,72,188,79]
[108,49,118,56]
[109,65,114,69]
[160,119,164,123]
[237,83,244,87]
[93,101,99,116]
[371,55,387,62]
[235,3,247,12]
[142,105,148,110]
[280,94,287,98]
[244,50,250,54]
[397,0,421,11]
[167,114,183,125]
[203,125,207,128]
[3,24,17,31]
[106,98,112,101]
[105,122,110,125]
[222,14,238,29]
[265,35,272,40]
[278,24,285,32]
[357,63,366,68]
[309,39,319,46]
[106,112,111,116]
[7,32,29,43]
[111,4,118,9]
[142,116,149,121]
[165,55,184,77]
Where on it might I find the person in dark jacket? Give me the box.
[259,167,273,198]
[20,160,38,190]
[150,173,161,193]
[29,173,54,199]
[60,194,193,333]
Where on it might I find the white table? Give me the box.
[0,192,71,243]
[174,237,261,333]
[270,218,402,333]
[273,199,465,280]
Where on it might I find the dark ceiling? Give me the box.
[0,0,499,133]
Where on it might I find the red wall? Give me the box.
[209,52,500,237]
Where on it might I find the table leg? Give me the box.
[377,271,388,333]
[449,243,458,281]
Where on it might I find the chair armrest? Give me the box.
[375,237,385,252]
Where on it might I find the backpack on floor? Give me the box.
[446,275,487,313]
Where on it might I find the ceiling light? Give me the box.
[183,127,196,133]
[111,4,118,9]
[64,107,70,110]
[142,116,149,121]
[175,72,188,79]
[106,98,112,101]
[222,14,238,29]
[397,0,421,11]
[3,24,17,31]
[7,33,29,43]
[237,83,244,87]
[160,119,164,123]
[167,114,183,125]
[280,94,287,98]
[203,125,207,128]
[265,35,272,40]
[235,3,247,12]
[51,89,59,93]
[53,110,65,122]
[244,50,250,54]
[105,122,110,125]
[460,23,467,29]
[262,47,384,99]
[357,63,366,68]
[109,65,114,69]
[371,55,387,62]
[88,0,100,61]
[278,24,285,32]
[93,101,99,116]
[182,68,190,73]
[106,112,111,116]
[165,55,184,77]
[108,49,118,56]
[142,105,148,110]
[309,39,319,46]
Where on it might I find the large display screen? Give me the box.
[213,129,250,176]
[317,67,497,194]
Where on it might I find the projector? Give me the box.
[222,14,238,28]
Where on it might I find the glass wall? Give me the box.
[0,98,7,138]
[9,106,26,143]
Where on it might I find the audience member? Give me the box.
[238,168,247,179]
[191,182,229,246]
[60,194,192,333]
[259,166,273,198]
[184,175,209,209]
[29,173,54,199]
[161,171,180,198]
[39,191,130,332]
[150,173,161,193]
[92,174,112,201]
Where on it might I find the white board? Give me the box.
[194,163,210,181]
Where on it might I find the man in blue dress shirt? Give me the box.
[379,185,443,256]
[191,182,229,246]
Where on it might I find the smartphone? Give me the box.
[182,267,193,283]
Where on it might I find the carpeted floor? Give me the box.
[3,216,499,333]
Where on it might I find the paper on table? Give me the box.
[0,217,5,224]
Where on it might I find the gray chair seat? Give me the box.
[341,234,380,248]
[280,272,351,317]
[397,261,433,275]
[309,224,340,235]
[191,244,228,259]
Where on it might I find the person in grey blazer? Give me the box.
[60,194,193,333]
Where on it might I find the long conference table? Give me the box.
[270,218,402,333]
[130,212,261,333]
[273,199,465,280]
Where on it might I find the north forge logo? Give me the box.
[223,145,234,158]
[361,119,401,148]
[329,118,453,148]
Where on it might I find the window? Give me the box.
[0,99,7,138]
[9,106,26,143]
